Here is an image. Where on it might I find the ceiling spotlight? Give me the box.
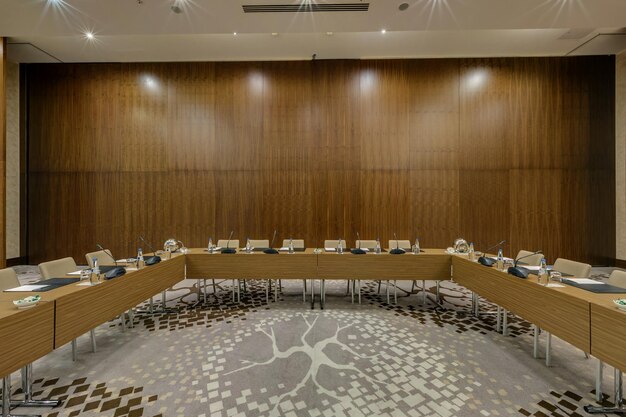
[84,31,95,40]
[326,31,333,36]
[271,32,279,36]
[381,29,387,34]
[398,2,409,11]
[233,32,237,35]
[171,4,182,13]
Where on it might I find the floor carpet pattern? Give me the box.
[4,267,621,417]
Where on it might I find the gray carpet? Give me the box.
[4,266,621,417]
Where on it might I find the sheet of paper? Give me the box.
[564,278,602,285]
[4,285,49,292]
[324,248,336,252]
[546,283,565,288]
[67,270,85,275]
[488,256,514,262]
[522,266,542,271]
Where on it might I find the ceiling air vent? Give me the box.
[242,2,369,13]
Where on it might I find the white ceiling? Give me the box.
[2,0,626,62]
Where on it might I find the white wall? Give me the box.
[5,61,19,260]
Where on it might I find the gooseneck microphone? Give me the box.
[96,243,117,266]
[138,235,161,265]
[222,230,236,254]
[351,232,367,255]
[508,250,543,279]
[477,240,506,266]
[264,229,279,254]
[389,233,405,255]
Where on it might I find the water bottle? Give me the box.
[538,257,548,285]
[496,248,504,271]
[91,258,100,284]
[375,238,381,254]
[337,239,343,254]
[137,248,145,269]
[208,237,213,253]
[166,246,171,260]
[288,238,294,254]
[413,238,420,255]
[468,242,475,262]
[245,238,252,253]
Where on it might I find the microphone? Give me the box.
[96,243,117,266]
[508,250,543,278]
[138,235,161,265]
[222,230,236,254]
[351,232,366,255]
[390,233,405,255]
[264,229,279,254]
[477,240,506,266]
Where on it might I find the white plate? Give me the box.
[13,295,41,309]
[613,299,626,311]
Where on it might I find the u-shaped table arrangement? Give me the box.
[1,248,625,415]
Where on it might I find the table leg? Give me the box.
[533,325,539,358]
[585,367,626,414]
[545,332,552,367]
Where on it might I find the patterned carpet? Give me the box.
[4,267,621,417]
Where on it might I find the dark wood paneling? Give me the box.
[26,57,615,264]
[0,38,6,268]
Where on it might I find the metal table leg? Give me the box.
[321,280,326,310]
[496,306,502,332]
[10,364,61,408]
[545,332,552,367]
[310,278,315,310]
[274,279,278,302]
[2,375,34,417]
[357,280,361,304]
[596,360,604,403]
[585,368,626,414]
[502,310,508,336]
[533,325,539,358]
[394,280,397,304]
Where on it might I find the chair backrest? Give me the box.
[389,240,412,250]
[355,240,378,249]
[553,258,592,278]
[247,239,269,248]
[515,250,543,266]
[217,239,240,249]
[282,239,305,248]
[38,257,78,279]
[608,270,626,289]
[324,240,347,249]
[0,267,20,291]
[85,250,116,267]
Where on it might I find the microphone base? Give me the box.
[263,248,279,254]
[390,249,406,255]
[144,256,161,266]
[105,267,127,279]
[221,248,237,254]
[508,266,530,279]
[478,256,496,267]
[350,249,367,255]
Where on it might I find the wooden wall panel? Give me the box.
[25,57,615,264]
[0,38,6,268]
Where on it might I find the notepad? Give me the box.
[67,270,85,275]
[521,266,542,271]
[4,285,49,292]
[563,278,600,285]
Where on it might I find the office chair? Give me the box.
[39,257,96,361]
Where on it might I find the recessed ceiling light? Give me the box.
[84,31,95,40]
[326,32,333,36]
[398,2,409,11]
[272,32,279,36]
[233,32,237,36]
[381,29,387,34]
[171,4,182,13]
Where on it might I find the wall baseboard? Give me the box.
[6,256,28,267]
[614,259,626,269]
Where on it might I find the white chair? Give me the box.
[282,239,308,303]
[0,268,62,410]
[0,267,19,291]
[540,258,592,367]
[85,250,116,267]
[39,257,96,361]
[381,240,413,305]
[38,257,77,279]
[609,269,626,289]
[206,239,240,302]
[515,250,543,266]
